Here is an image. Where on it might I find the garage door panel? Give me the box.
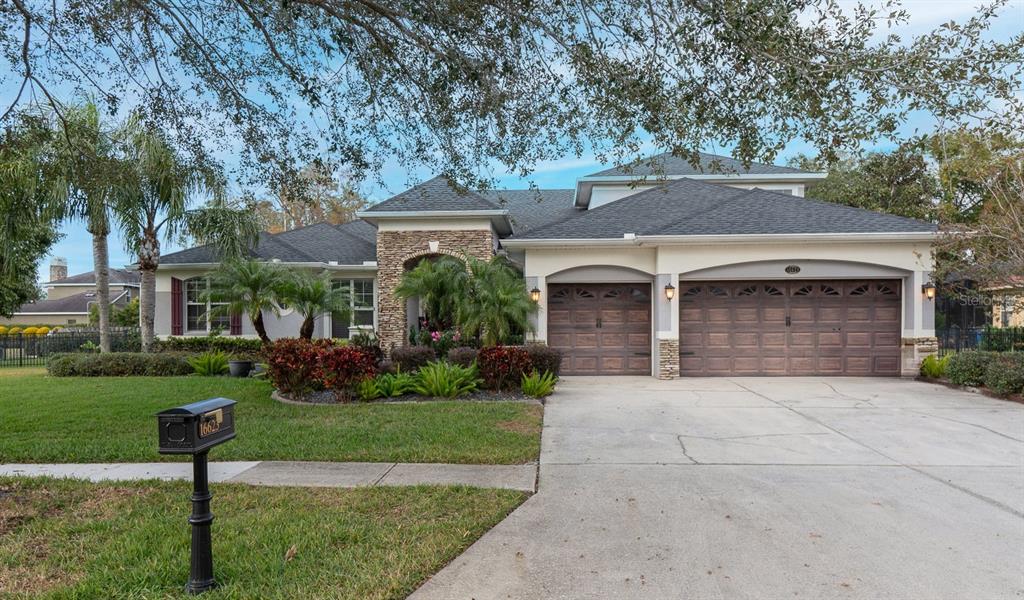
[679,279,901,376]
[600,332,625,347]
[875,306,900,322]
[549,283,652,375]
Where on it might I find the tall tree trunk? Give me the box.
[139,267,156,352]
[299,316,314,340]
[138,227,160,352]
[252,311,271,344]
[92,233,111,353]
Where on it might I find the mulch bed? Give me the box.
[273,389,538,406]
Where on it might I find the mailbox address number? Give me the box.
[198,409,224,439]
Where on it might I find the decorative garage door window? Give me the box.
[679,280,902,376]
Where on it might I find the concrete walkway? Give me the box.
[411,376,1024,600]
[0,461,537,492]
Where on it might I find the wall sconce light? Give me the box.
[664,284,676,300]
[922,281,936,300]
[530,287,541,302]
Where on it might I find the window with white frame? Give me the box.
[184,277,231,333]
[332,278,375,338]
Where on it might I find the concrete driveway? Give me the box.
[412,377,1024,600]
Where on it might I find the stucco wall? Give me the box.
[523,239,936,376]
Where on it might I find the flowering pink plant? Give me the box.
[431,331,441,342]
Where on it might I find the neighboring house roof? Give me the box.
[161,221,377,266]
[46,268,141,287]
[512,177,936,240]
[16,290,132,314]
[585,151,812,178]
[364,176,497,212]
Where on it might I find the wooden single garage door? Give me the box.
[548,284,652,375]
[679,280,902,376]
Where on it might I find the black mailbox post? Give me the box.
[157,398,237,595]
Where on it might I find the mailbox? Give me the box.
[157,397,236,455]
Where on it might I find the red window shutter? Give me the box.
[229,312,241,336]
[170,277,183,335]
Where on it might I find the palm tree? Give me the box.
[114,117,259,351]
[394,256,468,330]
[46,102,122,352]
[205,259,284,343]
[458,256,536,346]
[277,270,351,339]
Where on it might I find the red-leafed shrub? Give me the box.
[264,338,333,396]
[477,345,532,391]
[318,345,378,401]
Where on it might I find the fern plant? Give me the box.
[919,354,951,379]
[187,351,230,376]
[375,371,418,397]
[356,378,381,402]
[414,361,481,398]
[520,370,557,398]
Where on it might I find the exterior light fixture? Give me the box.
[664,284,676,300]
[922,281,937,300]
[530,287,541,302]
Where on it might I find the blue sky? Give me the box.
[36,0,1024,281]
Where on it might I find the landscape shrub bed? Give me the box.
[47,352,193,377]
[154,336,265,358]
[930,350,1024,397]
[983,353,1024,396]
[525,344,562,377]
[264,338,377,399]
[946,351,996,387]
[478,345,532,391]
[447,346,479,368]
[391,346,437,373]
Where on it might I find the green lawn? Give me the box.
[0,372,542,464]
[0,477,525,599]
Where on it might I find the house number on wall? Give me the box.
[785,265,801,274]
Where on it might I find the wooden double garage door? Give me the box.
[547,284,652,375]
[679,280,902,376]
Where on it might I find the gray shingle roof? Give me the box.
[365,176,498,212]
[476,189,579,234]
[161,222,376,265]
[512,178,935,239]
[17,290,133,314]
[47,268,141,286]
[587,151,811,177]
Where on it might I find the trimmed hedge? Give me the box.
[391,346,437,373]
[47,352,193,377]
[154,336,264,358]
[447,347,479,368]
[946,351,994,387]
[525,344,562,377]
[984,353,1024,396]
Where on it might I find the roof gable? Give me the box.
[365,176,498,213]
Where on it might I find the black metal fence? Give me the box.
[938,327,1024,356]
[0,328,141,367]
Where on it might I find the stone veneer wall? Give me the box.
[376,229,496,354]
[658,339,680,379]
[901,336,938,377]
